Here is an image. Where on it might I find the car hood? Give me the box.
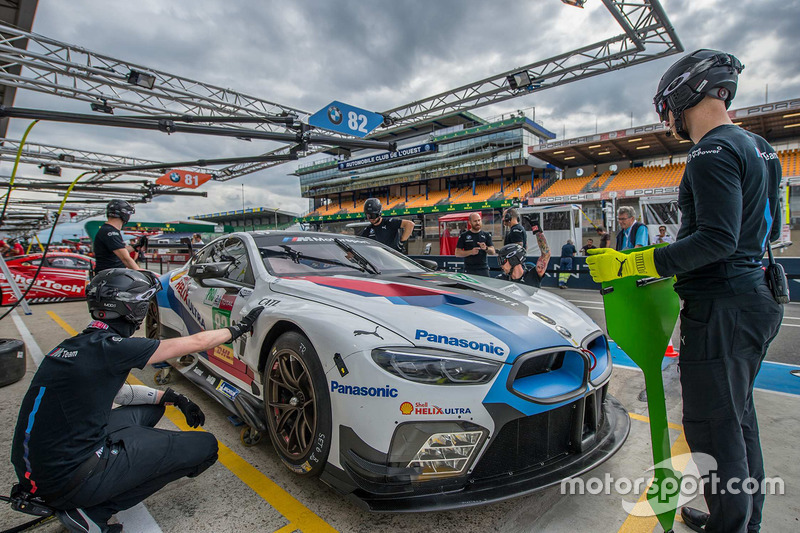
[269,272,599,363]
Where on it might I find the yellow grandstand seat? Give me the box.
[539,173,596,197]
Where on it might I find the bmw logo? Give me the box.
[328,105,343,125]
[169,172,180,183]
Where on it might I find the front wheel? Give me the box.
[145,299,161,340]
[263,331,331,476]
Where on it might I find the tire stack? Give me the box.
[0,339,26,387]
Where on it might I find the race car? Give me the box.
[0,252,94,305]
[147,231,629,511]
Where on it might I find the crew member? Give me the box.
[615,206,649,250]
[502,208,527,250]
[455,212,496,277]
[11,268,264,532]
[191,233,204,246]
[580,238,596,254]
[558,239,576,289]
[587,50,782,533]
[360,198,414,253]
[0,238,10,256]
[496,244,546,288]
[93,200,141,273]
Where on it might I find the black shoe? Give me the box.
[55,509,122,533]
[681,507,709,533]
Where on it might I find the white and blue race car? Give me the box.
[146,231,629,511]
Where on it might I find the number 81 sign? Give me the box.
[156,169,213,189]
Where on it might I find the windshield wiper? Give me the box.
[263,246,367,273]
[333,238,381,275]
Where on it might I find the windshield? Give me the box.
[254,235,426,277]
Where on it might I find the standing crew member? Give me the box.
[360,198,414,253]
[655,225,674,244]
[10,268,264,533]
[455,212,496,277]
[587,50,782,533]
[615,206,649,250]
[558,239,576,289]
[93,200,141,272]
[502,208,527,250]
[496,244,546,288]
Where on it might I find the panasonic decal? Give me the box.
[415,329,505,356]
[330,381,398,398]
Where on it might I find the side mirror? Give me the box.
[188,261,231,281]
[416,259,439,271]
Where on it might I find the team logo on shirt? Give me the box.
[47,347,78,358]
[687,145,722,162]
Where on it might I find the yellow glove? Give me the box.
[585,247,659,283]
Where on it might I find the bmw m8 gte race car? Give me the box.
[146,231,630,511]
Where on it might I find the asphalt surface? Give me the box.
[0,288,797,533]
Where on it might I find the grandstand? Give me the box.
[296,97,800,254]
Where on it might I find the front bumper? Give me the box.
[322,392,630,512]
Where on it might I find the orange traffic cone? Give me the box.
[665,339,679,358]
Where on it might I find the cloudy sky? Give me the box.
[2,0,799,238]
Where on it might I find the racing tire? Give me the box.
[145,299,161,341]
[263,331,331,477]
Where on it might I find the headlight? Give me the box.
[372,347,501,385]
[389,421,488,480]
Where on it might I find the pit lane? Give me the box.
[1,290,798,533]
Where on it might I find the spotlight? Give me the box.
[127,69,157,89]
[58,154,76,163]
[507,71,532,91]
[41,164,62,176]
[90,100,114,114]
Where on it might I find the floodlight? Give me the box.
[90,100,114,114]
[58,154,76,162]
[127,69,157,89]
[41,164,62,176]
[506,71,532,91]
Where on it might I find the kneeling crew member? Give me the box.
[11,268,264,533]
[93,200,142,273]
[361,198,414,253]
[496,244,544,287]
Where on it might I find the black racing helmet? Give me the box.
[364,198,382,220]
[107,199,135,224]
[653,49,744,140]
[498,243,526,269]
[86,268,161,324]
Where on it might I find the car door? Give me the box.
[196,237,258,390]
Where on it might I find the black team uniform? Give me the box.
[11,319,218,527]
[496,265,543,288]
[652,125,783,532]
[456,230,494,277]
[503,222,527,250]
[361,218,404,251]
[93,224,127,272]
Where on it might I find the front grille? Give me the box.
[515,351,565,379]
[470,384,608,482]
[469,403,574,481]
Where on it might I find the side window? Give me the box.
[193,243,217,265]
[219,238,254,286]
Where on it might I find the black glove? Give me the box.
[227,306,264,341]
[399,240,408,255]
[530,224,543,235]
[162,388,205,428]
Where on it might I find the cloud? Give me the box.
[3,0,798,234]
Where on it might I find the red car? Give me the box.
[1,252,95,305]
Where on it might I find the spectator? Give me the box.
[192,233,204,246]
[455,212,496,277]
[0,238,10,256]
[558,239,577,289]
[596,226,611,249]
[654,225,674,244]
[580,238,596,254]
[615,206,649,250]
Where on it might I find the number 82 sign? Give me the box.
[156,169,213,189]
[308,100,384,138]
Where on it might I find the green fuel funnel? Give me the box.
[600,244,681,532]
